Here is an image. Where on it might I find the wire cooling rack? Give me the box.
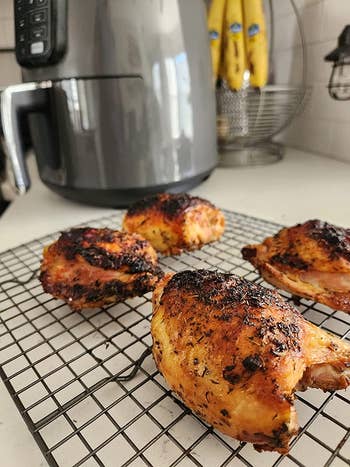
[0,210,349,467]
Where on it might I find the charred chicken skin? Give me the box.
[151,270,350,453]
[40,228,163,311]
[242,220,350,313]
[122,193,225,255]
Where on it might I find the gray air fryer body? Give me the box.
[2,0,217,206]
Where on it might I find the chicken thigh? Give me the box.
[40,228,163,310]
[151,270,350,453]
[242,220,350,313]
[123,193,225,255]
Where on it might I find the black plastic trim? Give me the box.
[43,169,215,208]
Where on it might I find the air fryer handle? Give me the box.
[1,83,51,194]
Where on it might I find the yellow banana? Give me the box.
[224,0,246,91]
[243,0,268,88]
[218,14,227,81]
[208,0,227,82]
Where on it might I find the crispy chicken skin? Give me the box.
[122,193,225,255]
[242,220,350,313]
[40,228,163,311]
[151,270,350,453]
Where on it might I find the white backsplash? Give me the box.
[274,0,350,163]
[0,0,21,87]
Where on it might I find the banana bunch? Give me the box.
[207,0,268,90]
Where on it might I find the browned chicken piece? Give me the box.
[151,270,350,453]
[122,193,225,255]
[40,228,163,311]
[242,220,350,313]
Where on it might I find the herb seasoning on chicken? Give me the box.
[122,193,225,255]
[151,270,350,453]
[242,219,350,313]
[40,228,163,310]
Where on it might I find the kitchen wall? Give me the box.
[0,0,21,87]
[274,0,350,163]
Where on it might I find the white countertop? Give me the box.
[1,148,350,255]
[1,147,350,466]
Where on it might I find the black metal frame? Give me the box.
[0,210,349,467]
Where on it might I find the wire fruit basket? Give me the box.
[216,84,306,165]
[0,209,349,467]
[217,85,306,145]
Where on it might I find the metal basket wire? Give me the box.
[0,209,349,467]
[216,84,306,146]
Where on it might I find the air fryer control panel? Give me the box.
[15,0,67,67]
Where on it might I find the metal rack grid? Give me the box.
[0,210,349,467]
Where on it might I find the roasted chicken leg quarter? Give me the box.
[242,220,350,313]
[151,270,350,453]
[40,228,163,310]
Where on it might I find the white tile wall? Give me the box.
[321,0,350,42]
[0,17,15,48]
[0,51,21,86]
[306,40,335,84]
[0,0,21,87]
[0,0,14,47]
[300,1,324,44]
[0,0,13,18]
[273,0,350,163]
